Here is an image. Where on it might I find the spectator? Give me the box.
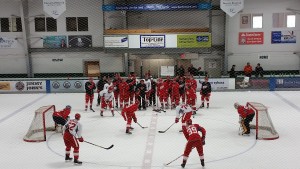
[229,65,237,78]
[255,63,264,77]
[177,64,185,77]
[188,64,197,76]
[244,62,253,77]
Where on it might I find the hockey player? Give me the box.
[185,83,197,113]
[175,104,193,133]
[171,79,180,109]
[99,86,115,116]
[85,77,96,112]
[149,78,157,107]
[181,119,206,168]
[144,75,151,106]
[126,74,137,104]
[200,77,211,108]
[118,78,130,109]
[63,113,84,165]
[178,76,186,104]
[234,102,255,135]
[136,79,147,110]
[121,100,139,134]
[52,105,71,126]
[96,76,107,106]
[112,73,122,108]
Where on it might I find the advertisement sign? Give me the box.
[43,36,67,48]
[276,78,300,88]
[140,35,165,48]
[220,0,244,17]
[0,37,17,48]
[197,78,235,91]
[235,78,269,89]
[177,34,212,48]
[68,35,92,48]
[239,32,264,45]
[51,80,85,92]
[271,31,296,44]
[104,36,128,48]
[161,66,174,76]
[102,3,212,11]
[0,81,46,93]
[43,0,66,19]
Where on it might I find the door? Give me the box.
[204,59,222,78]
[84,61,100,77]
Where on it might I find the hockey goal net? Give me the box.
[247,102,279,140]
[23,105,56,142]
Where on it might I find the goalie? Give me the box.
[234,102,255,135]
[52,105,71,126]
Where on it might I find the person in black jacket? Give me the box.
[255,63,264,77]
[85,77,96,111]
[149,78,157,106]
[229,65,237,78]
[188,64,198,76]
[136,79,147,110]
[200,77,212,108]
[96,76,107,106]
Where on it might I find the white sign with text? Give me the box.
[43,0,66,19]
[220,0,244,17]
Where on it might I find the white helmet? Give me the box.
[234,102,240,109]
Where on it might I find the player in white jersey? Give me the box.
[144,76,151,106]
[63,113,84,165]
[99,86,115,116]
[175,104,193,130]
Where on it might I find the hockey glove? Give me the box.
[202,137,205,145]
[78,137,84,142]
[133,117,137,123]
[175,118,179,123]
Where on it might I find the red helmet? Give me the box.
[186,119,192,125]
[75,113,81,120]
[108,86,114,92]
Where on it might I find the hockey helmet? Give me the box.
[234,102,240,109]
[75,113,81,120]
[186,119,192,125]
[66,105,72,109]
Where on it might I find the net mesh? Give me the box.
[23,105,56,142]
[248,102,279,140]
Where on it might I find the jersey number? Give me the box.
[187,126,197,135]
[68,120,77,132]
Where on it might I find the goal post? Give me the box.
[247,102,279,140]
[23,105,56,142]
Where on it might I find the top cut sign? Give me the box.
[220,0,244,17]
[43,0,66,19]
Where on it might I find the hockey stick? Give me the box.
[164,154,182,166]
[158,116,182,133]
[136,122,148,129]
[84,141,114,150]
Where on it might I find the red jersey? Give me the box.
[53,108,71,119]
[171,82,180,96]
[237,105,255,118]
[185,124,206,141]
[119,81,129,96]
[186,87,196,99]
[122,103,138,116]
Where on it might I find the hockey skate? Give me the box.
[200,103,204,108]
[74,159,82,165]
[84,108,87,111]
[111,111,114,116]
[65,155,73,162]
[207,103,209,108]
[126,129,132,134]
[201,159,205,167]
[90,107,95,112]
[129,127,134,130]
[181,160,187,168]
[100,111,103,117]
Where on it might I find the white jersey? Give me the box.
[63,119,82,138]
[100,89,114,101]
[176,104,193,118]
[144,79,151,92]
[103,83,113,91]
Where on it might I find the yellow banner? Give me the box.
[0,82,11,90]
[177,34,211,48]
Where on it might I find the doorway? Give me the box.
[84,61,100,77]
[204,59,222,78]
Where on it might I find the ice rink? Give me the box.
[0,91,300,169]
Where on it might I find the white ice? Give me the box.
[0,91,300,169]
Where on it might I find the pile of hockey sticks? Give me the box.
[152,107,166,113]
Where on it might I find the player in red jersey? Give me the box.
[175,104,193,133]
[112,73,122,109]
[52,105,71,127]
[181,119,206,168]
[185,83,197,113]
[99,86,115,117]
[234,102,255,135]
[200,77,211,108]
[171,79,180,109]
[85,77,96,111]
[63,113,84,165]
[121,100,139,134]
[118,78,130,109]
